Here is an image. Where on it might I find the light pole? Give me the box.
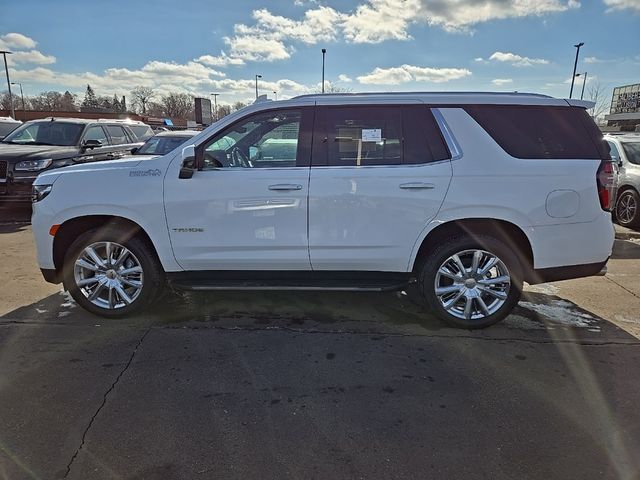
[273,91,278,101]
[255,74,262,100]
[569,42,584,99]
[210,93,219,121]
[0,50,15,119]
[11,82,24,115]
[321,48,326,93]
[577,72,588,100]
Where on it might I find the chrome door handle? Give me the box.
[399,182,436,190]
[268,184,302,191]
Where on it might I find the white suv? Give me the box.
[31,92,615,329]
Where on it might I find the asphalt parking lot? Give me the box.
[2,205,640,479]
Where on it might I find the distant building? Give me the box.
[605,83,640,131]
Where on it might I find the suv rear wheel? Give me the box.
[418,235,523,329]
[616,189,640,228]
[63,227,164,317]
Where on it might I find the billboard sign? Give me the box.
[194,97,213,125]
[611,84,640,114]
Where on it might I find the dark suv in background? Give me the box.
[0,118,144,199]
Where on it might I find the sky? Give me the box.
[0,0,638,108]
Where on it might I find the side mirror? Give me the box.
[130,147,138,155]
[82,139,102,150]
[179,145,196,179]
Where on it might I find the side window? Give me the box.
[607,141,621,162]
[105,125,129,145]
[465,105,607,160]
[83,125,108,145]
[402,106,450,164]
[325,107,402,166]
[201,109,301,169]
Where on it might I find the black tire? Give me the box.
[616,189,640,229]
[417,234,523,329]
[62,226,164,318]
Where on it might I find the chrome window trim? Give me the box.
[432,108,463,161]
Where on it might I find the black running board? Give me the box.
[167,271,413,293]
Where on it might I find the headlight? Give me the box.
[32,184,53,203]
[15,159,53,171]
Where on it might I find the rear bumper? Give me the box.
[526,260,608,285]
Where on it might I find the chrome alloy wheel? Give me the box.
[617,192,637,225]
[434,249,511,321]
[73,241,144,310]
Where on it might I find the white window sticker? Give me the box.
[361,128,382,142]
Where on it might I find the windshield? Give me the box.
[136,135,193,155]
[622,142,640,165]
[130,125,154,141]
[2,121,84,146]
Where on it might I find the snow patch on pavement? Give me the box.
[524,283,560,295]
[60,290,76,308]
[519,299,599,330]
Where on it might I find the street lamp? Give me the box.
[574,72,588,100]
[255,74,262,100]
[210,93,219,121]
[273,91,278,101]
[569,42,584,99]
[11,82,24,115]
[0,50,15,119]
[321,48,326,93]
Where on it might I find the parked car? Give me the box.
[131,130,199,156]
[0,117,21,140]
[605,133,640,228]
[31,92,615,328]
[0,117,143,199]
[102,119,154,142]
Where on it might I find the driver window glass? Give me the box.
[202,109,301,169]
[83,126,108,145]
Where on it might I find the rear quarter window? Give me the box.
[465,105,609,160]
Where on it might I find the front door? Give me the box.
[164,107,314,271]
[308,104,453,272]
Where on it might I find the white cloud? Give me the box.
[603,0,640,13]
[193,1,580,66]
[9,50,56,65]
[584,56,602,63]
[195,53,245,67]
[342,0,418,43]
[491,78,513,86]
[357,64,471,84]
[338,74,353,83]
[488,51,549,67]
[0,32,37,50]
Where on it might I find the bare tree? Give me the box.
[131,86,156,114]
[160,92,194,119]
[232,101,249,112]
[0,91,19,111]
[586,80,610,124]
[315,81,353,94]
[217,104,232,118]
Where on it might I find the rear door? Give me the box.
[308,104,453,272]
[104,124,139,159]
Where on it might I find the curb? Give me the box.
[615,225,640,241]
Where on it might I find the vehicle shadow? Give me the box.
[0,222,30,235]
[612,238,640,260]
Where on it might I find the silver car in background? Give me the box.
[606,133,640,229]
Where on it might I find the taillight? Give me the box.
[596,160,616,211]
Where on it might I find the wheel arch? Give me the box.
[53,215,161,274]
[410,218,534,280]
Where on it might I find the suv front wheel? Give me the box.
[63,227,164,317]
[418,235,523,329]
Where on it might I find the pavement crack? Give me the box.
[605,275,640,299]
[63,326,151,478]
[156,324,640,346]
